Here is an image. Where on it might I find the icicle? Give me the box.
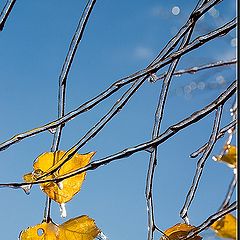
[21,184,32,195]
[48,127,57,134]
[57,181,63,190]
[97,232,109,240]
[60,203,67,218]
[184,216,190,225]
[148,73,158,83]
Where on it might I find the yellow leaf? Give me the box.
[213,145,237,169]
[23,150,95,204]
[59,215,101,239]
[19,215,100,240]
[160,223,202,240]
[211,213,237,239]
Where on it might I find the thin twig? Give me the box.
[180,106,223,224]
[185,201,237,240]
[190,119,237,158]
[43,197,52,223]
[219,174,237,211]
[153,18,236,70]
[39,77,147,179]
[146,24,195,240]
[153,59,237,83]
[51,0,97,151]
[0,81,235,188]
[150,0,223,65]
[0,0,16,31]
[0,18,236,152]
[43,0,97,222]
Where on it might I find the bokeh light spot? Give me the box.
[172,6,180,15]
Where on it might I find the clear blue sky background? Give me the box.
[0,1,236,239]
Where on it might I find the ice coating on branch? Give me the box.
[48,127,57,134]
[21,184,32,195]
[60,203,67,218]
[97,232,109,240]
[57,181,63,190]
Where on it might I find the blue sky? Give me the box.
[0,1,236,239]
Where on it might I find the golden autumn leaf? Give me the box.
[23,150,95,204]
[19,215,101,240]
[213,145,237,169]
[211,213,237,239]
[160,223,202,240]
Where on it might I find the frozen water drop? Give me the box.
[190,67,197,74]
[57,181,63,190]
[60,203,67,218]
[21,184,32,195]
[48,127,57,134]
[148,73,158,83]
[184,216,190,225]
[175,73,182,77]
[97,232,109,240]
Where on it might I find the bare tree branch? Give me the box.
[0,1,236,239]
[146,23,195,240]
[0,80,235,188]
[51,0,97,152]
[39,77,147,179]
[190,119,237,158]
[219,174,237,211]
[152,59,237,83]
[0,18,236,153]
[180,106,223,224]
[185,201,237,240]
[0,0,16,31]
[150,0,223,65]
[42,0,97,222]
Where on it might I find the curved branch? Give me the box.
[180,105,223,223]
[43,0,97,222]
[190,119,237,158]
[186,201,237,239]
[51,0,97,151]
[0,0,16,31]
[0,80,235,188]
[146,24,195,240]
[0,18,236,152]
[153,59,237,83]
[219,174,237,211]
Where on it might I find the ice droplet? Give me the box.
[48,127,57,134]
[148,73,158,83]
[60,203,67,218]
[97,232,109,240]
[57,181,63,190]
[21,184,32,195]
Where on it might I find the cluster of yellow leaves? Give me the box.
[211,214,237,239]
[160,223,202,240]
[213,145,237,169]
[23,150,95,204]
[19,215,101,240]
